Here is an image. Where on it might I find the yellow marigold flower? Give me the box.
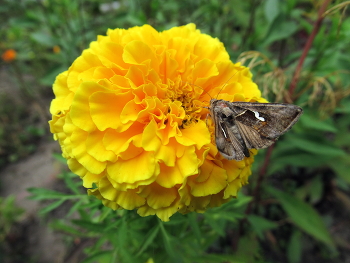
[53,45,61,53]
[49,24,264,221]
[2,49,16,62]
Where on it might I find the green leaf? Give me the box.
[247,215,278,239]
[263,15,298,46]
[188,213,202,242]
[159,221,177,261]
[72,220,106,233]
[50,220,83,236]
[39,199,65,215]
[27,188,70,200]
[63,171,81,195]
[329,155,350,183]
[291,137,346,157]
[299,114,337,132]
[309,176,323,204]
[30,31,56,46]
[267,187,334,248]
[264,0,280,23]
[204,214,227,236]
[136,225,159,256]
[80,250,114,263]
[287,230,303,263]
[52,153,67,164]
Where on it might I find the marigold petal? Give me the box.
[187,195,211,212]
[123,40,159,72]
[70,82,107,132]
[98,177,145,209]
[176,146,199,178]
[139,183,177,209]
[67,158,87,177]
[156,163,183,188]
[103,123,144,155]
[86,131,117,162]
[142,119,162,152]
[90,90,134,131]
[180,121,211,149]
[193,59,219,87]
[124,65,145,87]
[91,41,130,69]
[154,143,176,167]
[67,50,104,91]
[50,71,74,115]
[224,178,243,199]
[188,160,227,197]
[107,151,157,184]
[137,197,180,222]
[82,171,105,188]
[88,188,121,210]
[70,128,106,174]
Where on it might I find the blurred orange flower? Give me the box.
[2,49,16,62]
[53,45,61,53]
[49,24,264,221]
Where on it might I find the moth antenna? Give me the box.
[181,81,213,100]
[215,71,239,100]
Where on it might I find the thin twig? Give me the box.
[288,0,332,99]
[245,145,275,216]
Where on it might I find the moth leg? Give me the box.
[205,113,211,126]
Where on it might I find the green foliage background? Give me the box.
[1,0,350,262]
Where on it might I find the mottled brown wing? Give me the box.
[235,120,276,149]
[231,102,303,140]
[214,116,248,161]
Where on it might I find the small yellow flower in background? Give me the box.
[2,49,16,62]
[53,45,61,53]
[49,24,264,221]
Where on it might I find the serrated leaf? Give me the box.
[39,199,65,215]
[267,187,334,248]
[204,215,226,236]
[159,222,177,261]
[50,220,83,236]
[136,225,160,256]
[63,171,81,195]
[27,188,69,200]
[188,213,202,242]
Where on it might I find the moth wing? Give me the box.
[232,102,302,139]
[235,121,275,149]
[215,120,247,161]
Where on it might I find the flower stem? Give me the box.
[288,0,332,99]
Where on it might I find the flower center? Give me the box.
[165,79,205,129]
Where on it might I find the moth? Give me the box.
[209,99,303,161]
